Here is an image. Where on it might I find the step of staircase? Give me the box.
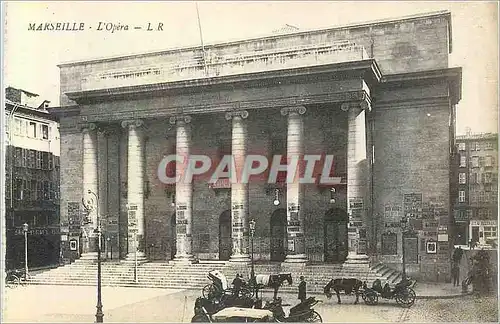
[28,260,403,294]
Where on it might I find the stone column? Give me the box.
[81,123,99,259]
[343,99,370,264]
[122,119,147,262]
[169,115,195,263]
[225,110,251,263]
[281,106,308,264]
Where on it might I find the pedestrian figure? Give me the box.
[232,273,244,297]
[451,261,460,286]
[298,275,307,302]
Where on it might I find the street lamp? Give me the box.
[23,223,29,280]
[273,189,280,206]
[249,219,256,282]
[400,217,408,280]
[86,189,104,323]
[106,237,111,260]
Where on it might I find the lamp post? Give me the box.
[400,217,408,281]
[86,189,103,323]
[23,223,29,280]
[134,232,138,283]
[249,219,256,282]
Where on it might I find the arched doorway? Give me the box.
[324,208,348,263]
[219,210,232,261]
[170,213,176,260]
[270,209,287,262]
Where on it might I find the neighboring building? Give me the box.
[51,11,462,281]
[4,87,61,269]
[453,131,498,248]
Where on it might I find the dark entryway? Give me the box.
[270,208,287,262]
[219,210,232,261]
[324,208,348,263]
[170,213,176,260]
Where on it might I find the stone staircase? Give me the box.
[29,260,403,294]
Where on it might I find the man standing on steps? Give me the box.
[232,273,244,297]
[298,276,307,303]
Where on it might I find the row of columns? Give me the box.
[80,101,370,263]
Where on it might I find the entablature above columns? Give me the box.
[75,89,372,124]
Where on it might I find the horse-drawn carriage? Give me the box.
[323,277,417,308]
[193,270,323,323]
[361,278,417,308]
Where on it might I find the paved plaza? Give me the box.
[2,285,498,323]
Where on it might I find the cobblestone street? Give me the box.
[2,285,498,323]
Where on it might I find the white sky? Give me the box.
[3,1,498,135]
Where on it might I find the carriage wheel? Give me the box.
[191,314,210,322]
[395,288,416,308]
[305,311,322,323]
[6,274,20,288]
[363,291,378,306]
[202,284,217,299]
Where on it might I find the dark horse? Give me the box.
[252,273,293,300]
[323,278,364,304]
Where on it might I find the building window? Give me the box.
[41,124,49,139]
[28,150,36,168]
[483,226,497,241]
[483,173,492,184]
[459,173,466,184]
[484,142,494,150]
[14,178,24,200]
[459,155,466,167]
[471,156,479,168]
[470,172,479,184]
[14,118,22,135]
[485,156,493,167]
[36,151,42,169]
[48,153,53,170]
[478,191,486,203]
[458,142,466,151]
[42,152,49,170]
[28,121,37,138]
[36,181,43,201]
[31,180,37,200]
[459,190,466,202]
[21,149,27,167]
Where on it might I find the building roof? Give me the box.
[58,10,452,67]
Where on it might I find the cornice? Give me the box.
[379,67,462,105]
[47,105,81,119]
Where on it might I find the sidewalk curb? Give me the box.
[416,291,474,300]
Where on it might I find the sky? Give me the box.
[3,1,498,135]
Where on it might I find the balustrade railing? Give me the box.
[81,40,368,91]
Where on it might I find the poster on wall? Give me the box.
[403,193,422,219]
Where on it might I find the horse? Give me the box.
[252,273,293,300]
[323,278,364,304]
